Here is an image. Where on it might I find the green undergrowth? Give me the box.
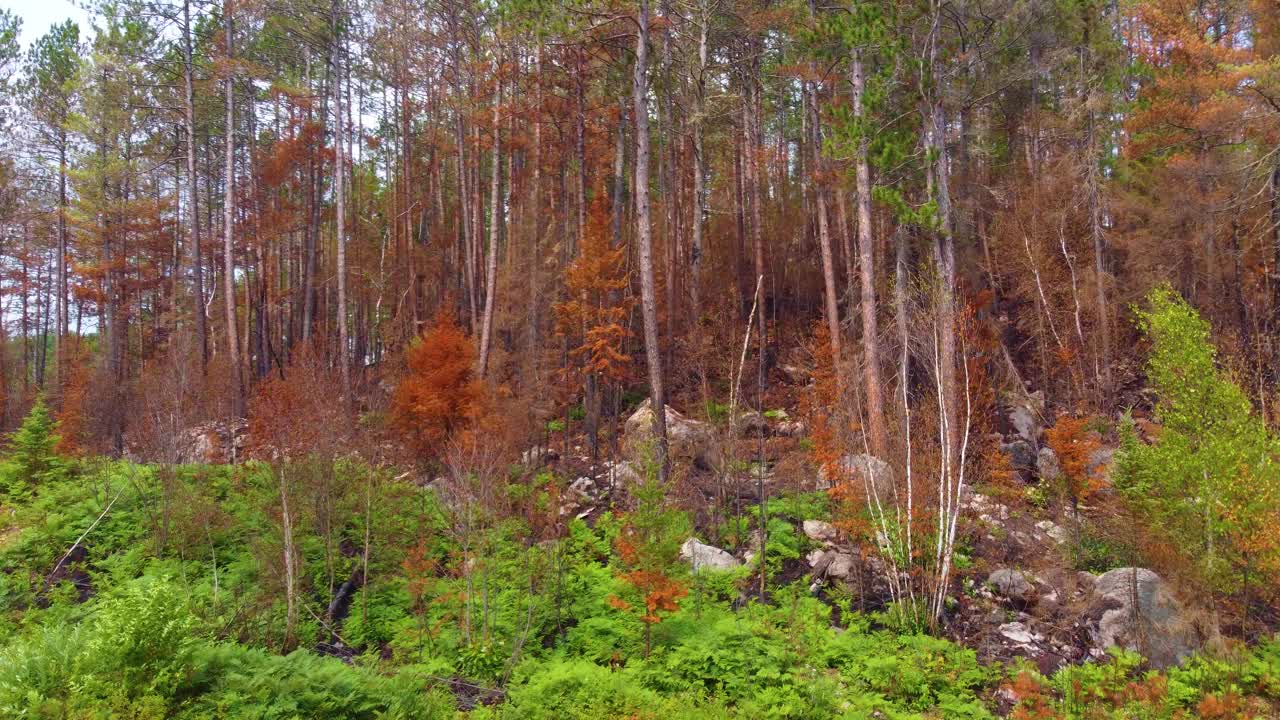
[0,461,1276,718]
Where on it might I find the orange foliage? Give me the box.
[1196,691,1243,719]
[55,351,91,456]
[555,186,632,383]
[1044,413,1105,506]
[390,310,486,461]
[1006,670,1055,720]
[247,341,351,459]
[610,521,688,657]
[612,569,687,625]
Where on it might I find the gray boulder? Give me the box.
[776,420,807,438]
[999,621,1037,645]
[802,519,838,543]
[734,411,770,436]
[605,460,645,487]
[807,549,857,582]
[624,400,716,469]
[818,454,894,500]
[1001,439,1037,476]
[1089,568,1202,668]
[1035,519,1071,545]
[988,568,1039,606]
[1008,404,1041,444]
[780,364,812,385]
[680,538,741,572]
[1088,447,1115,484]
[1036,446,1062,482]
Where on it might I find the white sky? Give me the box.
[4,0,92,52]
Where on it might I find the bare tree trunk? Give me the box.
[54,136,68,391]
[224,3,245,417]
[331,3,351,407]
[183,0,207,371]
[633,0,669,480]
[279,466,298,650]
[805,69,842,385]
[478,55,502,377]
[920,0,957,469]
[837,187,856,305]
[528,42,545,383]
[612,98,627,249]
[851,52,887,457]
[690,6,708,322]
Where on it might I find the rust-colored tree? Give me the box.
[555,184,632,458]
[607,480,689,658]
[54,350,91,456]
[390,310,485,462]
[1044,413,1105,515]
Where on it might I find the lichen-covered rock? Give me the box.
[623,400,717,469]
[776,420,807,438]
[1089,568,1202,668]
[1036,446,1062,482]
[988,568,1039,607]
[779,364,812,385]
[999,621,1037,645]
[1008,404,1041,444]
[1035,519,1070,545]
[1001,439,1037,477]
[818,454,894,499]
[806,549,856,582]
[176,419,248,464]
[802,519,838,543]
[680,538,741,572]
[734,411,770,436]
[605,460,645,487]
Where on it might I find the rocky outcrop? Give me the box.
[624,400,716,469]
[818,454,894,499]
[988,568,1039,607]
[802,519,838,543]
[1088,568,1203,668]
[1001,438,1037,478]
[1003,389,1044,440]
[775,420,807,438]
[680,538,741,572]
[779,365,812,385]
[177,419,248,464]
[734,411,770,436]
[1036,446,1062,483]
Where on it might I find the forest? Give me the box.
[0,0,1278,716]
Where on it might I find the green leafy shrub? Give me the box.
[1116,287,1280,595]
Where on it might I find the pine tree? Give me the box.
[6,396,66,496]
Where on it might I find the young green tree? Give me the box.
[1116,287,1280,603]
[5,396,66,496]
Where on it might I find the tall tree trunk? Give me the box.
[633,0,669,480]
[279,466,298,650]
[332,3,351,408]
[528,42,545,385]
[478,56,502,377]
[224,3,245,417]
[805,69,843,389]
[54,136,68,392]
[183,0,208,370]
[612,98,627,249]
[1272,163,1280,330]
[851,51,887,457]
[690,6,708,322]
[746,68,766,342]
